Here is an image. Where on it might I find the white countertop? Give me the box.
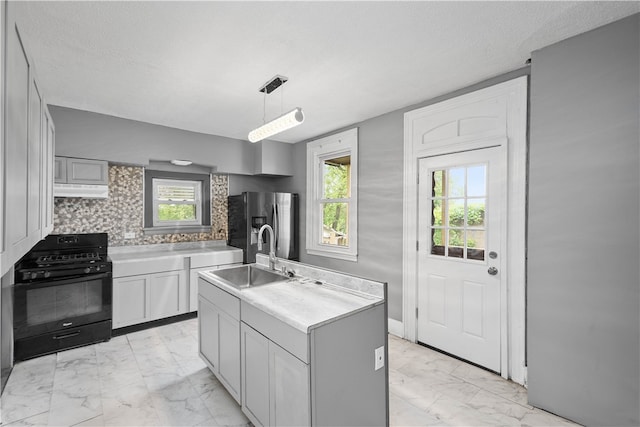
[109,241,241,263]
[199,266,384,333]
[109,240,243,277]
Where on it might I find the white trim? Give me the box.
[403,77,528,384]
[306,248,357,262]
[306,128,358,261]
[387,318,404,338]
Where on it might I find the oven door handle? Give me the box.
[15,271,112,289]
[53,330,81,340]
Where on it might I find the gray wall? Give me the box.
[285,67,530,322]
[51,106,294,197]
[228,174,289,196]
[527,14,639,426]
[50,106,257,175]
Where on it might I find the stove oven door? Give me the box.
[14,271,112,340]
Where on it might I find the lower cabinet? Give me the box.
[241,322,311,427]
[198,278,241,403]
[113,269,187,328]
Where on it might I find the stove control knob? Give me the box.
[30,272,38,280]
[43,271,51,278]
[96,266,101,271]
[84,267,91,274]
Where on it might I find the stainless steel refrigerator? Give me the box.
[228,192,299,264]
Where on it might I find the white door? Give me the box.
[417,146,504,372]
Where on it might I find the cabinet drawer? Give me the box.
[241,302,308,363]
[199,278,240,320]
[112,256,185,278]
[190,251,242,268]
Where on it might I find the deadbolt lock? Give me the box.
[488,267,498,276]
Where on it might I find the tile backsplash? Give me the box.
[53,164,228,247]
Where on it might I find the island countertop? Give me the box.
[199,258,385,334]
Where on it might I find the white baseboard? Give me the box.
[388,318,404,338]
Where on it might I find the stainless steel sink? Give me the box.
[210,264,287,289]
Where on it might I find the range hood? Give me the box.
[54,183,108,199]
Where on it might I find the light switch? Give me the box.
[374,346,385,370]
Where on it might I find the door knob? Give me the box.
[488,267,498,276]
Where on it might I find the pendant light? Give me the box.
[248,75,304,143]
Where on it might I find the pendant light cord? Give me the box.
[262,87,267,124]
[280,83,284,115]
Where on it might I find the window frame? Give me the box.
[152,178,202,227]
[306,128,358,261]
[144,169,211,235]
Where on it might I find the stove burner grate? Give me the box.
[36,252,102,266]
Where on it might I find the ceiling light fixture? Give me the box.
[170,159,193,166]
[248,75,304,143]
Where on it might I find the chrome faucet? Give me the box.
[257,224,277,270]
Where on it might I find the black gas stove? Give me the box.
[16,233,111,282]
[13,233,112,361]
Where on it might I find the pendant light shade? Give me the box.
[248,107,305,143]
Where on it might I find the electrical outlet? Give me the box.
[374,346,385,371]
[124,232,136,239]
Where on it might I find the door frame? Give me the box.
[402,77,528,384]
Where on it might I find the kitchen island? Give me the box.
[198,253,388,427]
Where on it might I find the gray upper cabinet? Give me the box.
[4,18,31,269]
[41,107,55,235]
[55,157,108,185]
[254,140,293,176]
[1,9,55,277]
[53,156,66,183]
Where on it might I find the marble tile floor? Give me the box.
[1,318,579,427]
[387,335,579,426]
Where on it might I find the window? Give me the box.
[306,128,358,261]
[430,164,486,261]
[152,178,201,227]
[144,170,211,234]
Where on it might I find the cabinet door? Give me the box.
[241,323,270,427]
[198,296,219,370]
[27,77,43,238]
[113,276,149,328]
[66,158,108,185]
[269,341,311,427]
[149,270,187,320]
[218,310,241,403]
[189,267,208,312]
[4,21,31,268]
[41,109,55,234]
[54,156,66,183]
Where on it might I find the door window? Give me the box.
[430,164,487,261]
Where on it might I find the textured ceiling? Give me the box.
[13,1,640,143]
